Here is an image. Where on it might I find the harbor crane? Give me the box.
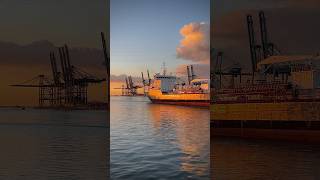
[11,38,106,108]
[113,75,143,96]
[101,32,110,109]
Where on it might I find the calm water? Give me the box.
[211,135,320,179]
[110,96,210,179]
[0,109,108,179]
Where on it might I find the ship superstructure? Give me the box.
[147,65,210,107]
[212,55,320,119]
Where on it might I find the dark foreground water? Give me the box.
[110,96,210,179]
[0,108,108,179]
[211,134,320,179]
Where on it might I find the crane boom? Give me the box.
[147,70,151,86]
[247,15,258,73]
[141,72,145,86]
[58,47,67,82]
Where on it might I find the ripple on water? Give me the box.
[211,136,320,179]
[0,109,108,179]
[111,96,210,179]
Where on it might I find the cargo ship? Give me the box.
[211,11,320,142]
[147,65,210,107]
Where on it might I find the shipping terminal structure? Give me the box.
[10,32,109,110]
[211,11,320,142]
[147,65,210,107]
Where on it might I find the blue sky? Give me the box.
[111,0,210,76]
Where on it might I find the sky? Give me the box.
[0,0,108,48]
[110,0,210,81]
[212,0,320,71]
[0,0,109,106]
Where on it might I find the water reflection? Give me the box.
[148,104,209,176]
[211,132,320,179]
[111,96,209,179]
[0,109,108,179]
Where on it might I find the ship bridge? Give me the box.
[152,73,177,93]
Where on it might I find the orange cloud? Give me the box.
[177,22,209,63]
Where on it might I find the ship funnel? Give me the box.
[187,66,191,85]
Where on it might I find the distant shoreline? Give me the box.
[0,105,37,109]
[111,94,145,96]
[0,106,30,110]
[0,106,29,108]
[0,104,108,111]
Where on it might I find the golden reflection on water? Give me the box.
[147,104,210,176]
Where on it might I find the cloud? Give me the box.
[0,40,106,75]
[110,74,127,82]
[110,74,143,84]
[176,22,210,63]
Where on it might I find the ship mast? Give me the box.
[162,62,167,76]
